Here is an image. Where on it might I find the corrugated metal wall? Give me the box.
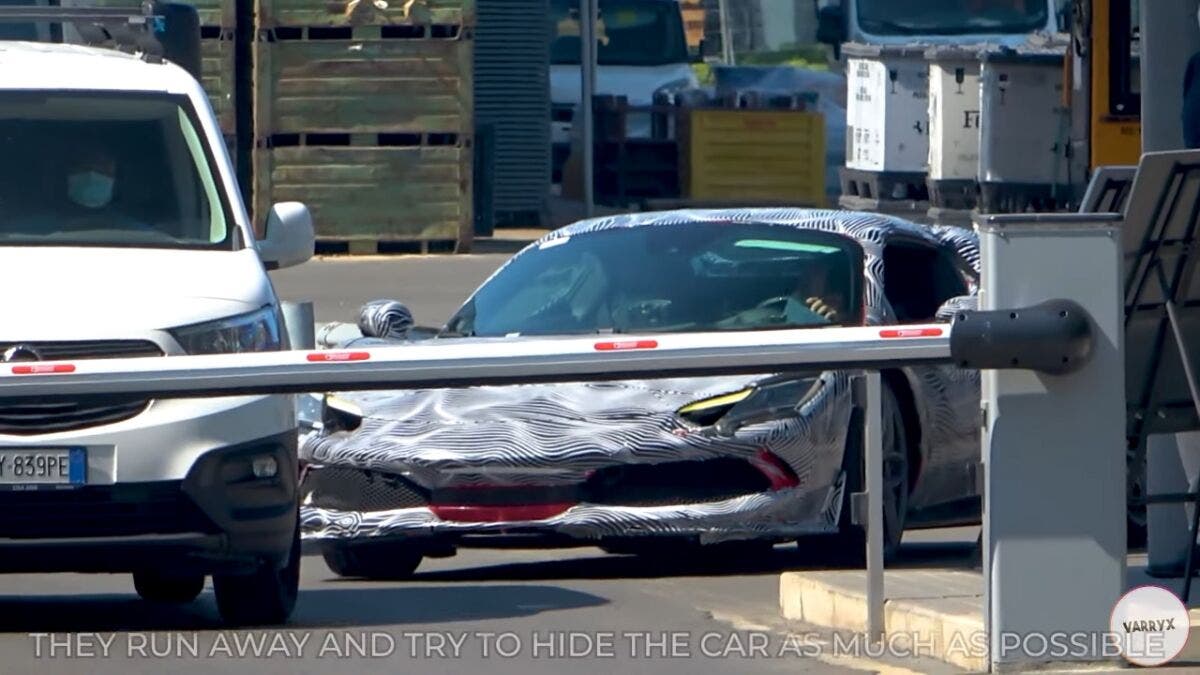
[474,0,551,227]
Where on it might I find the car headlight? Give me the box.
[322,394,364,433]
[169,306,282,355]
[677,376,824,434]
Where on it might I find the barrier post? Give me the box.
[865,370,885,642]
[978,213,1126,670]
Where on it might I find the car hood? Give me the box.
[0,247,271,337]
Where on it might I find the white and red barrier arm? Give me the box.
[0,324,952,400]
[0,299,1093,400]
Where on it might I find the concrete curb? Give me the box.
[780,572,1200,672]
[779,572,988,672]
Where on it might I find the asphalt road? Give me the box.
[0,255,977,675]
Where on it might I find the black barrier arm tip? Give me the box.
[949,299,1094,375]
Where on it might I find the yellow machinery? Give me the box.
[1075,0,1141,170]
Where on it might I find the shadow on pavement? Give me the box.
[406,539,979,583]
[0,584,607,633]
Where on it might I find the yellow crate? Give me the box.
[687,109,827,207]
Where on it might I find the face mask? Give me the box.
[67,170,114,209]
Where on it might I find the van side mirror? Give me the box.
[258,202,314,270]
[815,2,847,55]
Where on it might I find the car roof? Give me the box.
[536,208,981,274]
[0,41,195,94]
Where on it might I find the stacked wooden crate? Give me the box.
[252,0,475,253]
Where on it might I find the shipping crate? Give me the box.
[684,108,826,207]
[257,0,472,30]
[253,26,472,137]
[253,139,471,250]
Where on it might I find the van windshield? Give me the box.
[550,0,689,67]
[856,0,1049,36]
[0,91,234,249]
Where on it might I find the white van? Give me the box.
[549,0,700,182]
[0,4,314,626]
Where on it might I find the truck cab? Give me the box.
[549,0,700,184]
[815,0,1066,52]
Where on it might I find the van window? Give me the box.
[550,0,689,67]
[0,91,233,249]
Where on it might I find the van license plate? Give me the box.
[0,448,86,486]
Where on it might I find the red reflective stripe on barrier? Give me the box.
[879,328,943,338]
[594,340,659,351]
[306,351,370,362]
[12,364,76,375]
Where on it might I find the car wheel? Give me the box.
[824,383,910,564]
[213,522,301,626]
[133,571,205,604]
[321,541,423,580]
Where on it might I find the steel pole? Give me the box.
[580,0,597,217]
[865,370,885,642]
[717,0,735,65]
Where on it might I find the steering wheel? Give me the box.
[755,295,793,311]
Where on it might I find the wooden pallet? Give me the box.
[927,178,979,210]
[252,141,471,248]
[978,182,1077,214]
[840,167,930,202]
[315,237,461,256]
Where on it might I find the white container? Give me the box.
[843,43,930,174]
[926,46,984,183]
[978,44,1070,187]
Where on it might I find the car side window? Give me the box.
[882,240,970,323]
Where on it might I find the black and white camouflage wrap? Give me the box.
[300,209,982,545]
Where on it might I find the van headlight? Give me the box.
[169,306,283,355]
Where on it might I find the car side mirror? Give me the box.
[815,3,846,57]
[936,295,978,322]
[258,202,314,270]
[358,299,415,339]
[691,38,710,64]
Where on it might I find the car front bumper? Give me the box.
[0,396,299,574]
[300,478,844,548]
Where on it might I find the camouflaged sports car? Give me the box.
[298,209,982,579]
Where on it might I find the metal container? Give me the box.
[925,44,986,210]
[978,42,1072,212]
[843,42,930,174]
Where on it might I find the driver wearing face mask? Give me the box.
[66,148,117,210]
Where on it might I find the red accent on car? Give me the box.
[748,450,801,491]
[11,363,76,375]
[429,503,575,522]
[306,351,371,362]
[879,327,943,338]
[594,340,659,351]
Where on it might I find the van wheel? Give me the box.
[213,523,301,626]
[133,571,205,604]
[322,541,423,580]
[822,383,910,564]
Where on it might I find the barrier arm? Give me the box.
[0,300,1091,400]
[0,298,1095,646]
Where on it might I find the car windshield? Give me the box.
[856,0,1049,36]
[550,0,689,67]
[0,91,233,248]
[445,223,864,337]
